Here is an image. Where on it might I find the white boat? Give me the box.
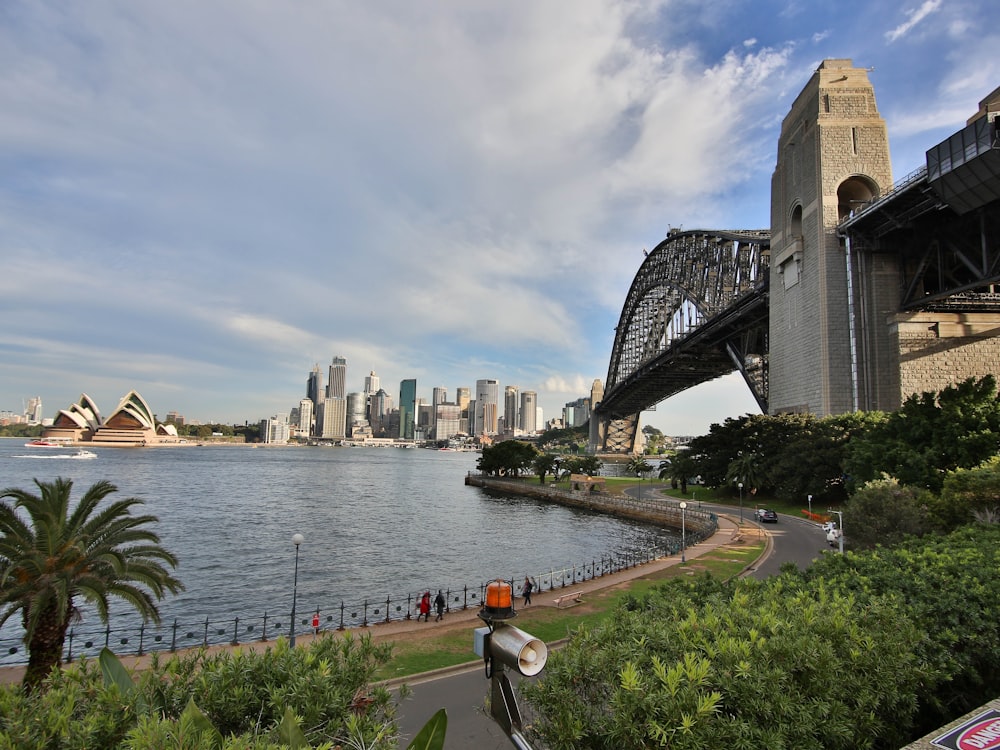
[70,450,97,459]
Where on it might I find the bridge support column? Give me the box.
[891,312,1000,409]
[589,412,641,455]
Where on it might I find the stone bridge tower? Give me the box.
[769,59,895,416]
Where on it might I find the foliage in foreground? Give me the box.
[523,525,1000,750]
[0,633,399,749]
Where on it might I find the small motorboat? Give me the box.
[24,439,65,448]
[70,450,97,459]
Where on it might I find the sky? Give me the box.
[2,1,999,436]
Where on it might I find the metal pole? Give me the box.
[738,482,744,523]
[680,502,687,563]
[290,533,303,647]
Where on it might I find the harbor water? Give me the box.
[0,440,679,663]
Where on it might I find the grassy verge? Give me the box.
[373,537,765,681]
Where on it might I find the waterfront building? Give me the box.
[399,379,417,440]
[563,397,590,428]
[44,390,182,445]
[261,414,289,444]
[318,396,346,440]
[520,390,537,434]
[369,388,392,436]
[455,387,471,415]
[364,370,380,421]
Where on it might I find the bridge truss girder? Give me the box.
[592,229,770,453]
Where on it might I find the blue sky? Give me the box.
[2,1,998,435]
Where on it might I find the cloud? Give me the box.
[885,0,943,43]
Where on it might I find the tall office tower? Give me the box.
[504,385,519,434]
[327,356,347,398]
[364,370,380,421]
[468,400,478,435]
[319,396,347,440]
[399,379,417,440]
[435,403,461,440]
[475,379,500,436]
[369,388,391,436]
[520,390,537,433]
[346,392,366,436]
[456,387,470,413]
[25,396,43,424]
[417,401,433,439]
[307,365,323,411]
[297,398,313,434]
[431,387,447,431]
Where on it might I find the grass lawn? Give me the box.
[373,536,765,681]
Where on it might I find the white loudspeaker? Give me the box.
[489,624,548,676]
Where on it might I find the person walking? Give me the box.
[418,591,432,622]
[434,590,446,622]
[521,576,533,607]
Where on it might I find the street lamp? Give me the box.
[637,472,642,502]
[808,494,813,516]
[679,501,687,563]
[289,533,304,647]
[738,481,744,523]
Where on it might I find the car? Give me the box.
[756,508,778,523]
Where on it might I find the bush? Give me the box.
[0,634,397,749]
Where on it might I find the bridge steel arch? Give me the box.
[591,229,770,454]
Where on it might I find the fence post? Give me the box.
[105,625,111,649]
[203,616,209,647]
[385,595,391,624]
[261,612,268,642]
[232,617,240,646]
[171,619,178,651]
[363,600,369,627]
[339,601,345,631]
[138,623,145,656]
[67,629,74,663]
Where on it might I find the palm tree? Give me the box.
[0,477,183,691]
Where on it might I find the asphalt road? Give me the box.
[393,503,831,749]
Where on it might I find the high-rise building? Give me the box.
[399,379,417,440]
[475,379,500,436]
[520,390,537,433]
[346,392,366,436]
[504,385,519,434]
[307,364,324,423]
[25,396,43,424]
[297,398,313,434]
[318,397,346,440]
[327,356,347,399]
[456,387,471,413]
[364,370,380,422]
[261,414,290,444]
[434,403,461,440]
[369,388,392,436]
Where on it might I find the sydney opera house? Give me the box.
[42,390,182,446]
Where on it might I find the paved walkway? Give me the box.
[0,514,756,687]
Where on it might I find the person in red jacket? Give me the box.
[418,591,431,622]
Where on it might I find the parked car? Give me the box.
[756,508,778,523]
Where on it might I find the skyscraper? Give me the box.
[520,390,537,433]
[327,356,347,399]
[307,365,323,413]
[504,385,519,434]
[320,356,348,439]
[475,379,500,436]
[399,379,417,440]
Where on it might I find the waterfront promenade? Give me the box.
[0,513,748,688]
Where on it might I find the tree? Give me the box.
[476,441,538,477]
[845,376,1000,493]
[626,456,652,477]
[0,478,183,691]
[840,477,934,550]
[532,453,558,484]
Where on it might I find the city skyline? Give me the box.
[3,2,997,436]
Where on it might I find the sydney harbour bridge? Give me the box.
[591,61,1000,454]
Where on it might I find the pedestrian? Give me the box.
[521,576,533,606]
[419,591,431,622]
[434,589,446,622]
